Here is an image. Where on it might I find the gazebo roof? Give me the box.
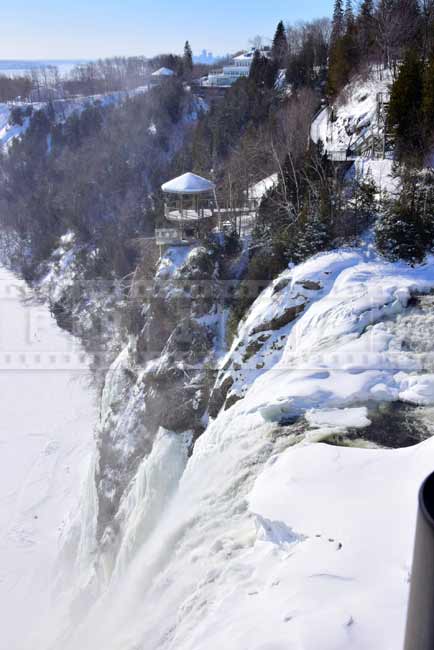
[162,172,215,195]
[152,67,175,77]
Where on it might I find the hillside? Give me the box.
[0,87,149,150]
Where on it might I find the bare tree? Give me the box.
[375,0,421,73]
[420,0,434,60]
[249,35,264,50]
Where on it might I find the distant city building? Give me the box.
[202,48,269,88]
[193,50,217,65]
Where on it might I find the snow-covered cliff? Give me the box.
[35,236,434,650]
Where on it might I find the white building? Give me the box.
[203,48,269,88]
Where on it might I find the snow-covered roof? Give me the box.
[234,51,255,62]
[162,172,215,195]
[151,67,175,77]
[249,173,278,201]
[234,48,270,62]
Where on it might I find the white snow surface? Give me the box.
[248,437,434,650]
[349,157,399,196]
[248,173,278,201]
[243,252,434,422]
[0,267,96,649]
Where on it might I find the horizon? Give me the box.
[1,0,334,60]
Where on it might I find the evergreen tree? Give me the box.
[422,53,434,137]
[397,0,421,51]
[344,0,355,31]
[388,49,424,162]
[183,41,193,77]
[291,210,329,263]
[375,171,434,263]
[358,0,375,56]
[350,172,378,237]
[249,51,278,89]
[249,49,262,85]
[271,20,288,68]
[9,106,24,127]
[360,0,374,23]
[331,0,345,44]
[327,30,359,95]
[328,0,360,94]
[286,36,316,88]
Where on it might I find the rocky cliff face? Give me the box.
[95,245,223,551]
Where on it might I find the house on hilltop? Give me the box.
[202,48,269,88]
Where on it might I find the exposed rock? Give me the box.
[243,337,266,362]
[251,302,307,335]
[295,280,322,291]
[208,375,234,419]
[272,277,290,294]
[225,391,243,411]
[163,318,212,365]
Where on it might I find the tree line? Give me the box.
[328,0,434,94]
[0,43,197,103]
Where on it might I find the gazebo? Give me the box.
[156,172,219,246]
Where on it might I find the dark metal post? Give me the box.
[404,471,434,650]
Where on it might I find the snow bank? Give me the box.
[248,437,434,649]
[156,245,196,280]
[214,250,365,407]
[241,253,434,422]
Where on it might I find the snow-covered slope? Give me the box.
[0,86,149,150]
[0,103,34,148]
[310,68,400,195]
[311,68,392,156]
[242,252,434,423]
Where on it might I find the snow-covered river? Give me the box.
[0,267,96,650]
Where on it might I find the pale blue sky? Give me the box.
[1,0,334,60]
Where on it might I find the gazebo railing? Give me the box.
[164,196,215,223]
